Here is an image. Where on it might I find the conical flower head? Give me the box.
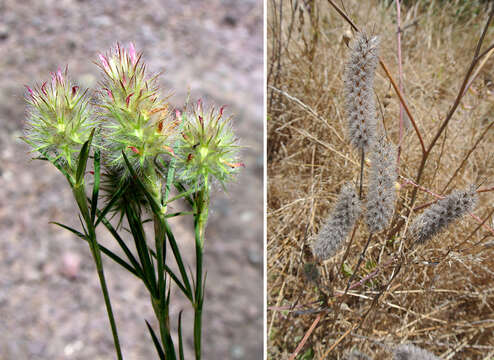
[97,43,176,175]
[175,101,243,190]
[24,68,93,172]
[312,183,362,261]
[344,32,379,151]
[410,186,478,244]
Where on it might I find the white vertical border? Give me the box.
[263,0,268,357]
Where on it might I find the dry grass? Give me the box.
[267,0,494,359]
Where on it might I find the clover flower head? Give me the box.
[312,183,361,261]
[344,32,379,151]
[175,100,243,190]
[410,186,478,244]
[24,67,93,171]
[97,43,176,176]
[366,135,398,233]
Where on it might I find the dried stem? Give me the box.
[396,0,405,165]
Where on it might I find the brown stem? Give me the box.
[441,121,494,194]
[396,0,405,166]
[426,6,494,155]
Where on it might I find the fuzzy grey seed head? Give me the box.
[366,136,398,233]
[312,183,361,261]
[345,349,371,360]
[394,344,440,360]
[344,32,380,151]
[410,186,478,244]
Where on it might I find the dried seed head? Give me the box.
[344,32,379,151]
[345,349,371,360]
[393,344,440,360]
[312,183,361,261]
[366,136,398,233]
[410,186,478,244]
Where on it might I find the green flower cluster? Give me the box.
[24,43,242,208]
[176,101,244,190]
[24,68,93,175]
[97,44,176,175]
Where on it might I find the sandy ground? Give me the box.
[0,0,263,359]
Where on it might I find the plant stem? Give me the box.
[154,213,168,349]
[193,187,210,360]
[73,185,123,360]
[359,147,364,199]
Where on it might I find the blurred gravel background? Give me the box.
[0,0,263,359]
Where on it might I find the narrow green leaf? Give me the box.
[147,249,189,299]
[145,320,166,360]
[36,150,73,185]
[164,211,194,219]
[164,264,192,301]
[164,220,193,299]
[96,209,142,272]
[51,221,141,278]
[174,181,194,207]
[90,148,101,224]
[94,181,129,227]
[75,129,95,185]
[122,151,161,214]
[178,311,185,360]
[164,187,197,206]
[126,204,157,296]
[50,221,85,238]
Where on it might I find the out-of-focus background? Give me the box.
[0,0,263,359]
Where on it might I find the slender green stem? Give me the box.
[73,185,123,360]
[154,215,167,347]
[193,187,210,360]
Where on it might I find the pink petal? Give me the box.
[129,42,137,65]
[41,81,48,95]
[128,146,140,154]
[99,54,110,71]
[104,88,113,101]
[125,92,134,107]
[24,85,33,96]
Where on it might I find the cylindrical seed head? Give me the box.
[344,32,380,151]
[393,344,440,360]
[366,135,398,233]
[410,186,478,244]
[312,183,362,261]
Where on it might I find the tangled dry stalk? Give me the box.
[267,0,494,358]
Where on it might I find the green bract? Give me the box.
[24,68,93,173]
[176,101,243,190]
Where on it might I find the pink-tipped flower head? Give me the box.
[98,43,176,180]
[23,67,93,173]
[175,101,243,190]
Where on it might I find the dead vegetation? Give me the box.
[267,0,494,358]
